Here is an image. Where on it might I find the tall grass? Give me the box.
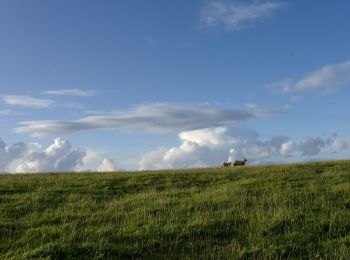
[1,160,350,259]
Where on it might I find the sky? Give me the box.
[1,0,350,172]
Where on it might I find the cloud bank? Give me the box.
[139,127,349,170]
[139,127,293,170]
[0,137,121,173]
[0,130,348,173]
[200,1,286,30]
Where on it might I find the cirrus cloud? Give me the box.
[272,60,350,93]
[2,95,54,108]
[200,1,286,31]
[0,109,19,116]
[44,88,96,97]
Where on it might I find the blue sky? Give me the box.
[1,0,350,172]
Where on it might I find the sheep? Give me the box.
[220,161,232,167]
[232,158,247,166]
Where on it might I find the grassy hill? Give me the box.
[1,161,350,259]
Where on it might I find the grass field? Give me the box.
[1,160,350,259]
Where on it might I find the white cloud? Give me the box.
[2,95,54,108]
[139,127,296,170]
[326,134,349,154]
[290,95,303,103]
[15,103,281,136]
[139,128,350,170]
[274,60,350,92]
[0,138,40,172]
[1,131,348,173]
[179,127,232,146]
[44,89,96,96]
[245,103,289,117]
[280,140,294,156]
[298,137,325,156]
[16,137,86,173]
[0,137,120,173]
[200,1,286,30]
[0,109,19,116]
[139,148,168,171]
[83,110,104,115]
[80,149,104,170]
[61,102,86,110]
[97,158,118,172]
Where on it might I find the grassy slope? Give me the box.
[1,161,350,259]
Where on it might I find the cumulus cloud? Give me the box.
[44,89,96,97]
[0,137,123,173]
[2,95,54,108]
[15,103,283,136]
[1,131,349,173]
[298,137,326,156]
[16,137,86,173]
[326,133,349,153]
[200,1,286,30]
[273,60,350,92]
[0,138,40,172]
[97,158,118,172]
[297,135,350,156]
[280,140,294,156]
[139,128,350,170]
[139,127,296,170]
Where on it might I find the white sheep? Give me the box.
[220,161,232,167]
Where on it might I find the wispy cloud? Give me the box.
[0,109,19,116]
[61,102,86,110]
[245,103,289,117]
[271,60,350,92]
[14,103,285,136]
[2,95,54,108]
[44,89,96,96]
[200,1,286,30]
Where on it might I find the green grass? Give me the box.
[1,160,350,259]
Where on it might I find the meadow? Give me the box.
[1,160,350,259]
